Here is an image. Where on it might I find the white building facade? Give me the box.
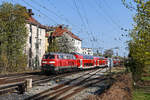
[72,37,82,54]
[25,17,46,69]
[63,32,82,54]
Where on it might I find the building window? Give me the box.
[40,39,42,45]
[40,29,42,35]
[29,36,32,44]
[30,24,32,33]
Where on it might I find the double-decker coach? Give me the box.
[93,56,100,67]
[73,53,95,69]
[98,57,108,67]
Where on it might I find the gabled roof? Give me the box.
[27,16,46,29]
[51,25,82,41]
[67,31,82,41]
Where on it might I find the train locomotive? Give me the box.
[41,52,120,74]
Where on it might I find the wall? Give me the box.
[25,24,46,69]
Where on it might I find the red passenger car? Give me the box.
[93,56,100,67]
[113,59,121,66]
[98,57,108,67]
[73,53,95,69]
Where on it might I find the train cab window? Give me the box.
[67,55,70,59]
[49,55,55,59]
[65,55,68,59]
[43,55,55,59]
[58,55,63,59]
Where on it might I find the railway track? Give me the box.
[0,68,99,96]
[0,71,41,79]
[0,72,47,95]
[25,67,112,100]
[0,71,42,85]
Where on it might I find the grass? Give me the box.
[133,75,150,100]
[133,89,150,100]
[111,66,126,73]
[142,76,150,81]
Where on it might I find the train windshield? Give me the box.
[43,54,55,59]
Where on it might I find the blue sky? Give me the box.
[0,0,135,57]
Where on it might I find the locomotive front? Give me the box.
[41,53,57,73]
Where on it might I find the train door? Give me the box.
[79,59,83,68]
[97,60,99,66]
[94,60,96,67]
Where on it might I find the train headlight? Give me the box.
[42,61,47,63]
[49,61,55,64]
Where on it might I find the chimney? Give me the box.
[28,9,34,16]
[58,25,63,29]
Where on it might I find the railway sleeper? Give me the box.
[17,83,26,94]
[0,82,27,95]
[0,86,18,95]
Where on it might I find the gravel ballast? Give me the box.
[0,68,112,100]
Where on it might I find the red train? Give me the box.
[41,52,120,73]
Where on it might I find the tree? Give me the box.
[103,49,113,58]
[123,0,150,81]
[57,34,77,53]
[93,50,102,56]
[47,37,59,52]
[48,33,77,53]
[0,2,29,72]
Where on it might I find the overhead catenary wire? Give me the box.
[64,0,96,41]
[91,0,125,42]
[79,0,97,42]
[103,0,129,32]
[30,0,92,37]
[73,0,96,47]
[31,0,76,27]
[98,0,129,53]
[87,0,120,38]
[95,0,121,32]
[31,0,97,42]
[72,0,87,30]
[81,0,125,52]
[98,0,129,41]
[22,0,58,24]
[23,0,95,49]
[72,0,96,45]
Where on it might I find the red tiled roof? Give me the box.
[67,31,82,41]
[27,16,46,29]
[52,26,81,41]
[45,33,49,37]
